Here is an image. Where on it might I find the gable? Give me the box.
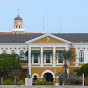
[33,36,64,43]
[26,33,71,44]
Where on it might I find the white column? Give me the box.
[75,47,78,66]
[0,48,1,54]
[17,48,19,55]
[1,77,3,84]
[53,47,56,67]
[84,48,87,63]
[28,47,31,77]
[8,48,10,54]
[41,47,43,67]
[66,46,69,73]
[83,73,84,86]
[66,46,69,51]
[67,68,69,74]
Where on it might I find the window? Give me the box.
[2,50,7,53]
[79,50,84,62]
[44,50,52,64]
[16,25,17,28]
[46,53,51,63]
[34,53,38,63]
[57,50,63,63]
[31,50,40,64]
[19,25,20,28]
[20,50,25,60]
[11,50,15,54]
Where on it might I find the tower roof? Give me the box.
[14,15,22,20]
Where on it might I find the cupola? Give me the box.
[12,15,25,34]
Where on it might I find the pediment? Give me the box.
[26,33,71,44]
[33,36,64,43]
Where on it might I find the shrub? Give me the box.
[36,81,54,85]
[18,80,24,85]
[70,78,82,85]
[2,79,16,85]
[68,72,82,85]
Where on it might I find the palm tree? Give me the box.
[62,50,75,85]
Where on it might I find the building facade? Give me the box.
[0,15,88,85]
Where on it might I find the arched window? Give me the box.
[20,50,25,60]
[2,50,7,53]
[16,25,17,28]
[19,25,20,28]
[11,50,15,54]
[79,50,84,62]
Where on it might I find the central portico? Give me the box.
[26,33,72,83]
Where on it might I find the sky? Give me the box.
[0,0,88,33]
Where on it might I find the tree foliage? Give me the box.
[74,63,88,78]
[0,53,21,78]
[62,50,76,65]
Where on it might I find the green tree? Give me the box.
[0,54,11,77]
[0,53,21,83]
[10,69,21,84]
[62,50,75,84]
[74,63,88,78]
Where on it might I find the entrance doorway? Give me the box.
[33,75,37,81]
[43,73,53,82]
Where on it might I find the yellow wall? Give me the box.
[31,67,64,77]
[33,36,64,43]
[70,48,76,66]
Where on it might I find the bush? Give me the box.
[70,78,82,85]
[36,81,54,85]
[18,80,24,85]
[68,72,82,85]
[2,79,16,85]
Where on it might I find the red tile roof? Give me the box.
[0,32,12,34]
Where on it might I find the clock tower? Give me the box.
[12,15,25,34]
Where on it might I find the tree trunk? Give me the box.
[64,65,68,85]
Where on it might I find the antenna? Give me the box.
[59,18,62,33]
[17,9,20,16]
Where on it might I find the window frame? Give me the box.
[11,50,15,54]
[44,52,52,64]
[79,50,84,63]
[2,50,7,54]
[20,50,25,60]
[56,49,64,65]
[32,53,40,64]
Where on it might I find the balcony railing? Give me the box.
[20,60,28,63]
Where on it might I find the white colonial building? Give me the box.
[0,15,88,85]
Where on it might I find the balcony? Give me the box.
[20,60,28,68]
